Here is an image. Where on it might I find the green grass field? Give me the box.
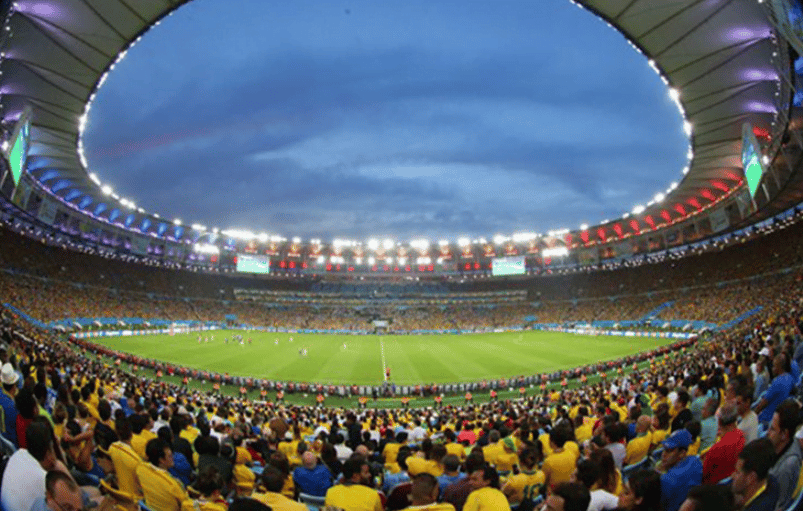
[91,330,674,385]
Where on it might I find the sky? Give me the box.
[82,0,690,242]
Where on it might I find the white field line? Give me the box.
[380,338,387,381]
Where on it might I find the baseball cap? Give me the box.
[662,429,693,450]
[0,363,18,386]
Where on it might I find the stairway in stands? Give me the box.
[717,306,763,331]
[640,301,675,321]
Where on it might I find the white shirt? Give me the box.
[588,489,619,511]
[738,411,759,443]
[410,426,428,443]
[335,444,353,462]
[1,449,46,511]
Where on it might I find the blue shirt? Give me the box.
[169,452,193,487]
[0,390,17,447]
[438,473,464,499]
[661,455,702,511]
[758,373,794,423]
[382,470,410,494]
[293,464,333,497]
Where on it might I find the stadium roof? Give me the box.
[0,0,798,242]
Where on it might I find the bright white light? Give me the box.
[386,257,394,264]
[668,88,680,102]
[173,219,182,226]
[762,155,770,165]
[580,224,589,230]
[683,121,693,136]
[257,233,268,243]
[493,234,507,245]
[654,193,665,203]
[367,256,376,265]
[398,257,407,265]
[438,240,449,246]
[191,224,206,231]
[410,239,430,251]
[193,243,219,255]
[632,205,645,214]
[354,257,362,264]
[682,166,690,175]
[457,237,470,247]
[669,182,678,190]
[317,255,325,264]
[367,239,379,251]
[101,185,113,196]
[292,237,301,244]
[512,232,537,243]
[221,229,255,240]
[382,239,394,250]
[542,247,569,258]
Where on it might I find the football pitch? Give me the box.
[91,330,674,385]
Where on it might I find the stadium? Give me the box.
[0,0,801,510]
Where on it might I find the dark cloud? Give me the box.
[82,0,688,240]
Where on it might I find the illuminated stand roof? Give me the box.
[0,0,800,254]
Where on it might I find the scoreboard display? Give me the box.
[492,256,526,276]
[236,254,271,274]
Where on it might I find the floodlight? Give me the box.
[457,237,470,247]
[367,256,375,265]
[101,185,113,196]
[382,239,394,250]
[367,239,379,251]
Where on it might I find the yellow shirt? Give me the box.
[625,434,651,465]
[463,487,511,511]
[180,426,200,445]
[383,442,402,465]
[180,498,227,511]
[445,442,465,459]
[406,457,443,477]
[233,464,256,489]
[324,484,383,511]
[503,470,545,504]
[651,428,669,448]
[136,463,188,511]
[131,430,157,460]
[575,421,594,443]
[494,452,519,473]
[482,442,503,465]
[109,441,142,497]
[543,449,576,489]
[252,491,308,511]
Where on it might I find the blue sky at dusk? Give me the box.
[82,0,689,241]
